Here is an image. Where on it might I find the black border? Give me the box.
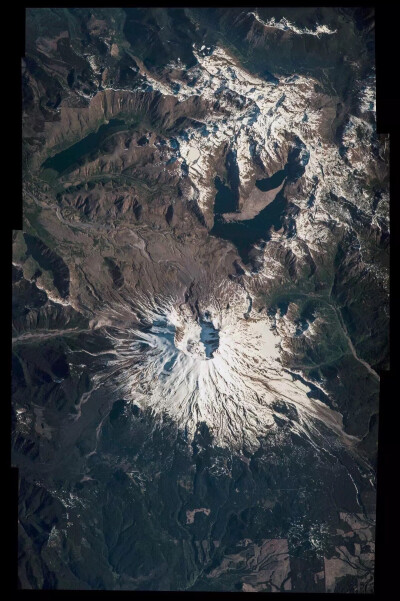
[7,2,397,598]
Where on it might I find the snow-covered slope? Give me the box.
[85,281,358,452]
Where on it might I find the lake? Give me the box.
[42,119,127,174]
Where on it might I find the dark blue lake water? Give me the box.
[211,190,287,264]
[211,139,309,263]
[214,176,237,213]
[42,119,127,174]
[255,169,286,192]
